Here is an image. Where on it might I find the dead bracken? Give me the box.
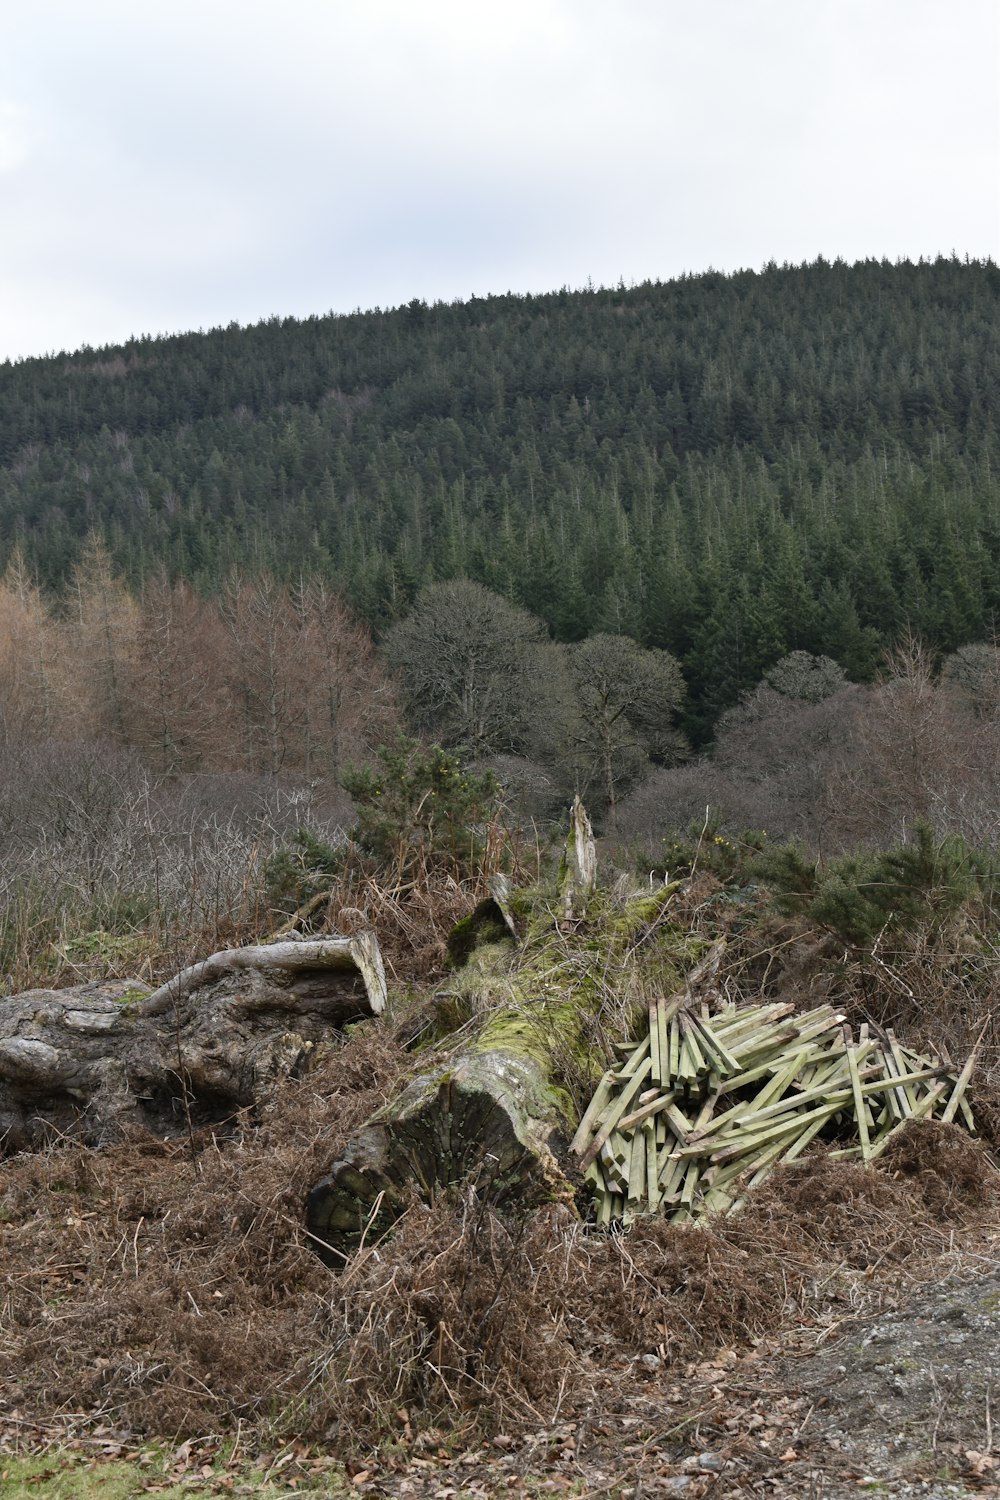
[1,801,998,1469]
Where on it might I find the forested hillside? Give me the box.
[2,256,999,734]
[5,258,1000,1500]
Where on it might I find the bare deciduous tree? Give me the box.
[385,580,554,758]
[223,572,399,778]
[0,549,67,744]
[941,642,1000,720]
[291,578,399,778]
[128,576,237,774]
[563,633,687,828]
[832,635,971,844]
[222,571,310,776]
[763,650,847,703]
[65,535,141,744]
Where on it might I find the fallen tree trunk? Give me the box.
[134,935,386,1017]
[306,1013,575,1265]
[0,933,385,1153]
[306,813,680,1267]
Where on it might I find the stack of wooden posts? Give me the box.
[572,998,977,1227]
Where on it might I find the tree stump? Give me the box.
[560,796,597,922]
[305,1021,573,1265]
[0,935,385,1152]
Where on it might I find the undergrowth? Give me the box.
[1,1059,992,1459]
[0,735,531,992]
[0,761,334,993]
[4,766,1000,1466]
[624,817,1000,1092]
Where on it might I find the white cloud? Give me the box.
[0,99,35,175]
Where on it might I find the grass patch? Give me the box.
[0,1450,348,1498]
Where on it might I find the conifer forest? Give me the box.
[2,255,998,739]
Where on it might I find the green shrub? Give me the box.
[341,735,500,881]
[264,827,344,914]
[753,821,998,946]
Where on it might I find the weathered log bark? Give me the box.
[135,935,386,1017]
[487,874,520,940]
[560,796,596,923]
[0,934,385,1153]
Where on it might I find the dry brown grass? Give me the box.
[0,1024,411,1440]
[878,1116,993,1213]
[2,989,994,1458]
[326,867,487,984]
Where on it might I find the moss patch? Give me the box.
[446,898,515,968]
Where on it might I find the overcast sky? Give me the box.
[1,0,998,362]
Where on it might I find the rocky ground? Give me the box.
[761,1257,1000,1498]
[349,1230,1000,1499]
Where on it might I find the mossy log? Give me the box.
[0,934,385,1153]
[307,819,602,1266]
[445,876,520,967]
[306,1013,576,1266]
[305,809,685,1267]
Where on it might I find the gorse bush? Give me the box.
[753,821,999,947]
[646,806,768,886]
[341,735,501,882]
[264,827,344,915]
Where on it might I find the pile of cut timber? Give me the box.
[572,999,977,1227]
